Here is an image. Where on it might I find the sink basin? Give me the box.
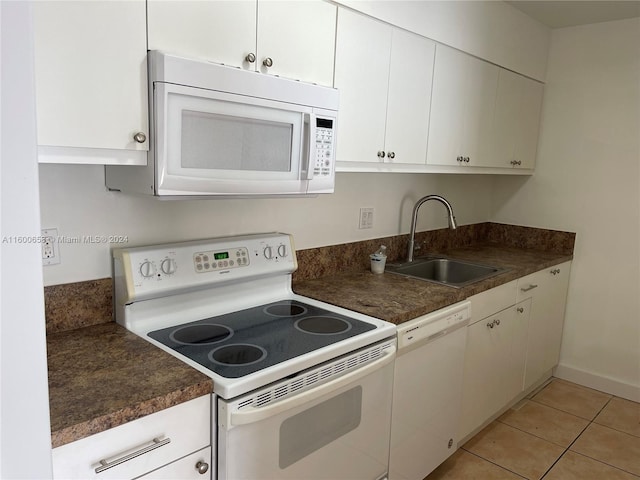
[386,257,507,288]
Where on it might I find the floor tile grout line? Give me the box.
[566,450,640,478]
[495,417,583,449]
[541,395,640,479]
[591,418,640,438]
[459,448,529,479]
[539,412,596,479]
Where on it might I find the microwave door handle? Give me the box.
[228,345,396,426]
[303,113,314,180]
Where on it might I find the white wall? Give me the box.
[491,18,640,400]
[335,0,550,80]
[39,167,493,285]
[1,1,53,477]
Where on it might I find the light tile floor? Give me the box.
[427,378,640,480]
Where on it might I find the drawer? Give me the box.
[516,270,543,302]
[52,395,211,480]
[468,280,517,324]
[137,446,212,479]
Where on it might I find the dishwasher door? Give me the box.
[389,301,470,480]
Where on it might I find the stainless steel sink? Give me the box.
[386,257,507,288]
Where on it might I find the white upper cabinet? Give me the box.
[490,69,544,169]
[148,0,336,86]
[256,1,336,86]
[147,0,256,69]
[33,1,148,160]
[384,29,436,165]
[426,45,499,168]
[335,8,435,167]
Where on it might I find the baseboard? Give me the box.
[554,364,640,402]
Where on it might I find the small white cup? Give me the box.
[370,254,387,274]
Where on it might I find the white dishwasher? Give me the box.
[389,301,470,480]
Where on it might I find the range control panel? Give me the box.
[194,247,249,273]
[113,233,296,303]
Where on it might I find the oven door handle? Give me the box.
[229,344,396,426]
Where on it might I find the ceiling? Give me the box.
[505,1,640,28]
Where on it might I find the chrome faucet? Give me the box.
[406,195,457,263]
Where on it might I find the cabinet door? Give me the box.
[147,0,257,70]
[334,8,392,163]
[461,54,499,166]
[490,69,543,169]
[513,78,544,169]
[524,263,572,389]
[460,305,525,439]
[459,309,511,439]
[384,30,435,165]
[33,1,148,151]
[257,0,336,86]
[511,299,532,396]
[426,45,467,166]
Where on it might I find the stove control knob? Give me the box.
[277,244,287,258]
[139,260,156,278]
[263,246,274,260]
[161,258,177,275]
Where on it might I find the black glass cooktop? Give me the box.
[147,300,376,378]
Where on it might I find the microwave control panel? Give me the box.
[313,117,334,177]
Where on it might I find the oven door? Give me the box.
[217,342,395,480]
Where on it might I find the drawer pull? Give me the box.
[95,437,171,473]
[520,284,538,292]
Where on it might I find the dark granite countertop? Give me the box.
[47,322,212,448]
[45,225,574,448]
[293,243,573,324]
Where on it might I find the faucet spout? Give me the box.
[406,195,457,263]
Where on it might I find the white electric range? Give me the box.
[113,233,396,480]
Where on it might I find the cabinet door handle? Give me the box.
[377,150,386,159]
[464,156,470,163]
[494,319,500,326]
[133,132,146,144]
[520,284,538,292]
[196,461,209,475]
[387,151,395,159]
[245,52,256,63]
[487,321,494,329]
[95,437,171,473]
[262,57,273,67]
[517,307,524,313]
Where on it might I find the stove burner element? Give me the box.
[170,324,233,345]
[264,303,307,317]
[295,316,352,335]
[209,344,267,366]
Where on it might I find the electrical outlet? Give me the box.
[41,228,60,266]
[359,208,374,229]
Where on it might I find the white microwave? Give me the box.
[106,51,339,198]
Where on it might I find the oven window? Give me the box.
[279,387,362,469]
[181,110,293,172]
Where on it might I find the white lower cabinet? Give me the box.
[459,262,572,440]
[459,283,528,440]
[518,261,572,390]
[52,396,211,480]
